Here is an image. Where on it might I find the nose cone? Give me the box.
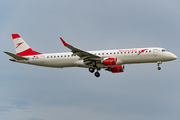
[171,54,177,60]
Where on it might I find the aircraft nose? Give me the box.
[171,54,177,60]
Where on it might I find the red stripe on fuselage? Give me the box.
[17,48,42,56]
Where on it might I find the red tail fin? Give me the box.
[12,34,42,56]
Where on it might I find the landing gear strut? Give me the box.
[157,61,162,70]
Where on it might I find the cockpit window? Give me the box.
[162,49,166,52]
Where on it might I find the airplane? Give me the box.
[4,34,177,77]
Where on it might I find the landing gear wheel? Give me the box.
[94,72,100,77]
[157,61,162,71]
[89,67,95,73]
[158,67,161,70]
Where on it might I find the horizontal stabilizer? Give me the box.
[4,51,29,60]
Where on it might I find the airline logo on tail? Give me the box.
[16,42,24,48]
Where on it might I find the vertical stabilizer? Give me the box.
[12,34,42,56]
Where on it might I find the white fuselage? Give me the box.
[16,47,177,68]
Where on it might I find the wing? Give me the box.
[60,37,102,65]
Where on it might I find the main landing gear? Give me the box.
[89,67,100,77]
[157,61,162,70]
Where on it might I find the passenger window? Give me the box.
[47,56,49,58]
[124,52,126,54]
[64,55,66,57]
[110,53,112,54]
[102,53,104,55]
[121,52,123,54]
[51,56,52,58]
[117,52,119,54]
[106,53,108,55]
[114,52,116,54]
[131,52,133,53]
[149,50,151,52]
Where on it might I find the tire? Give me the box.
[89,67,95,73]
[158,67,161,70]
[94,72,100,77]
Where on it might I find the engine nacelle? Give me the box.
[102,57,117,66]
[106,65,125,73]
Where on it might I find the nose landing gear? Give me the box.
[157,61,162,70]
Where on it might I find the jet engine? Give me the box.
[101,57,117,66]
[105,65,124,73]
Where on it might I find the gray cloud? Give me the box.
[23,118,44,120]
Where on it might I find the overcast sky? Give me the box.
[0,0,180,120]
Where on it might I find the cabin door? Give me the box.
[41,55,45,63]
[153,49,158,57]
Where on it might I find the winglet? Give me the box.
[60,37,70,46]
